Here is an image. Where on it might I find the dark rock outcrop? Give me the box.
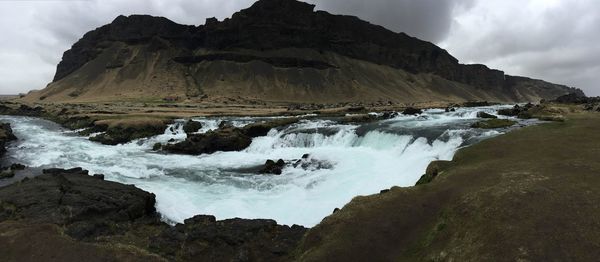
[0,168,308,261]
[89,119,169,145]
[149,215,306,261]
[0,123,17,158]
[0,168,157,239]
[242,118,299,138]
[165,118,298,155]
[182,120,203,134]
[402,107,423,115]
[553,93,600,104]
[164,127,252,155]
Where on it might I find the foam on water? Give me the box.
[0,106,514,226]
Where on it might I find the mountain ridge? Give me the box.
[26,0,583,104]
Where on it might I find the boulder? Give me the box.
[164,127,252,155]
[89,118,169,145]
[402,107,423,115]
[182,120,203,134]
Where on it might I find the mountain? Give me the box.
[25,0,582,104]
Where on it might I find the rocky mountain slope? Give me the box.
[25,0,581,104]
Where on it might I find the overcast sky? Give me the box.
[0,0,598,95]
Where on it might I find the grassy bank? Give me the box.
[297,109,600,261]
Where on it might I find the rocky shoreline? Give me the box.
[0,168,307,261]
[1,100,599,260]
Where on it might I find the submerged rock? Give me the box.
[260,159,286,175]
[477,111,498,119]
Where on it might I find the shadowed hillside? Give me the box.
[24,0,581,104]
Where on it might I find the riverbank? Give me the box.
[1,103,597,261]
[297,108,600,261]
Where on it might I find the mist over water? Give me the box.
[0,106,523,226]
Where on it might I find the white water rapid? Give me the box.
[0,106,528,226]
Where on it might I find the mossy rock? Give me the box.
[471,119,517,129]
[416,160,453,185]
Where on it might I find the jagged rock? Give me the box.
[463,101,492,107]
[0,168,157,240]
[402,107,423,115]
[182,120,203,134]
[152,143,162,151]
[477,111,498,119]
[0,168,308,261]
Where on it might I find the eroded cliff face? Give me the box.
[31,0,582,103]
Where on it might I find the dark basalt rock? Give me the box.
[477,111,498,119]
[165,119,299,155]
[149,215,307,261]
[0,167,308,260]
[164,127,252,155]
[90,122,168,145]
[0,168,157,240]
[260,159,286,175]
[0,123,17,158]
[241,118,300,138]
[497,103,534,118]
[182,120,203,134]
[402,107,423,115]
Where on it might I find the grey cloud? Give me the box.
[442,0,600,96]
[307,0,474,42]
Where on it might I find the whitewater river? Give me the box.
[0,106,529,226]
